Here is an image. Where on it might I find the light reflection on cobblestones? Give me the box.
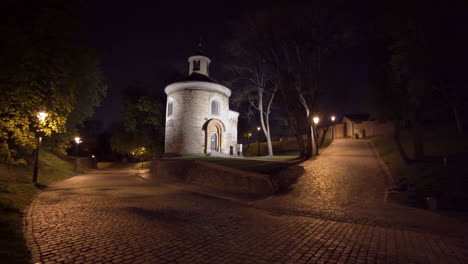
[25,140,468,263]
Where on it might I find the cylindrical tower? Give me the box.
[164,51,235,155]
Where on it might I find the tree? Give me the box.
[109,123,139,156]
[229,1,347,158]
[110,85,164,159]
[45,53,107,156]
[228,57,278,156]
[0,0,107,164]
[366,0,468,162]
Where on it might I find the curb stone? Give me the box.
[367,139,398,203]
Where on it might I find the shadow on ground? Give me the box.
[126,206,204,224]
[272,164,306,195]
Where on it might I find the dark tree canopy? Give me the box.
[366,0,468,161]
[0,0,107,164]
[110,85,164,158]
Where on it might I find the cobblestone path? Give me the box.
[25,141,468,263]
[252,139,468,231]
[253,139,388,221]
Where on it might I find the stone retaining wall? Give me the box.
[151,159,275,196]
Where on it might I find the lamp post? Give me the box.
[91,154,96,169]
[74,137,82,171]
[331,115,336,139]
[313,116,320,155]
[141,147,145,169]
[131,152,135,169]
[32,112,47,184]
[257,126,261,156]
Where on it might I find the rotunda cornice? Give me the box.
[188,55,211,64]
[164,81,232,97]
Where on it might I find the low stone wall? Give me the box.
[151,159,275,196]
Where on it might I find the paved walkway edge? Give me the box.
[23,172,85,263]
[367,140,397,204]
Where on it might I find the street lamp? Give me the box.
[313,116,320,125]
[257,126,261,156]
[91,154,96,169]
[32,111,47,184]
[331,115,336,139]
[313,116,320,155]
[141,147,146,169]
[131,152,135,169]
[38,112,47,121]
[74,137,82,171]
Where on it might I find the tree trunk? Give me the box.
[320,125,331,146]
[306,123,313,159]
[258,87,276,156]
[412,110,424,160]
[265,127,273,156]
[297,92,313,158]
[440,87,464,135]
[296,132,306,157]
[258,88,272,156]
[278,70,309,158]
[451,104,464,135]
[313,123,319,155]
[393,119,412,164]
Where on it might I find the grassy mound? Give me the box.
[369,128,468,210]
[165,156,298,175]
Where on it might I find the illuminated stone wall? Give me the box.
[342,117,394,139]
[164,85,238,155]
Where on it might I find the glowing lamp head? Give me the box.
[91,155,95,158]
[313,117,320,124]
[37,112,47,121]
[257,126,261,131]
[74,137,81,144]
[331,115,336,122]
[248,132,252,137]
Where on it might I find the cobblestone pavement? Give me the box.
[25,141,468,263]
[252,139,468,233]
[253,139,388,221]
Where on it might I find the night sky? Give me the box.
[83,0,370,129]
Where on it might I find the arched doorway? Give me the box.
[203,119,225,154]
[210,133,217,151]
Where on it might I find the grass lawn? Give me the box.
[255,155,300,160]
[0,150,86,264]
[97,161,152,170]
[165,139,335,175]
[369,127,468,210]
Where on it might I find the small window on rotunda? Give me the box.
[167,98,174,117]
[193,60,201,71]
[211,100,219,115]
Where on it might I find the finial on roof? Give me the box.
[197,36,203,55]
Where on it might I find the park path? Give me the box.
[253,139,468,234]
[254,139,388,220]
[24,142,468,263]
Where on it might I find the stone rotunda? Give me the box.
[164,49,239,156]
